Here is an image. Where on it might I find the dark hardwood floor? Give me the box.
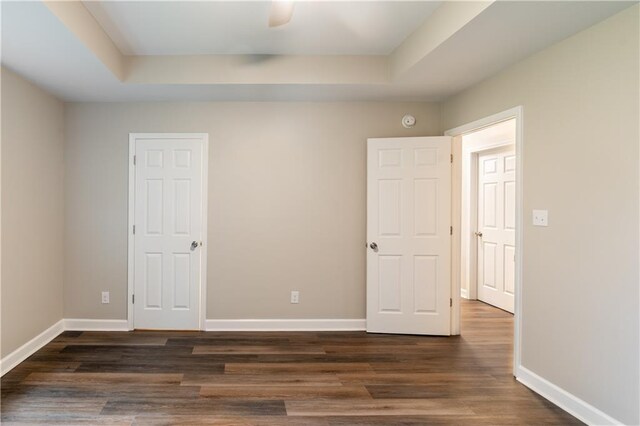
[1,300,581,425]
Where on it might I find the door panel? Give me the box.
[367,137,451,335]
[482,242,496,288]
[144,253,163,308]
[477,145,515,313]
[378,256,402,312]
[173,180,191,234]
[414,179,437,236]
[378,180,402,236]
[134,136,205,330]
[173,253,191,309]
[504,181,516,229]
[504,245,516,295]
[482,182,497,228]
[413,255,438,313]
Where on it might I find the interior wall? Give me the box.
[63,102,440,321]
[441,5,639,424]
[1,67,65,357]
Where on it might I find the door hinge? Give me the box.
[133,155,136,165]
[133,225,136,235]
[450,226,453,235]
[450,154,453,163]
[132,294,135,304]
[450,298,453,307]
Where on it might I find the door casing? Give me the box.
[127,133,209,331]
[445,106,523,376]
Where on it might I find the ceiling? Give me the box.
[83,1,441,56]
[1,1,635,102]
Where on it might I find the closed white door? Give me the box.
[477,146,515,313]
[367,137,451,335]
[133,134,207,330]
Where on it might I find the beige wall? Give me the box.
[6,5,638,422]
[441,5,639,424]
[1,68,65,357]
[63,102,440,320]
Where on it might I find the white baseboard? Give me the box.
[1,318,129,376]
[205,318,366,331]
[516,365,622,425]
[0,318,625,426]
[64,319,130,331]
[0,319,64,376]
[460,288,469,299]
[1,317,362,375]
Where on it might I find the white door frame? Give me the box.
[445,106,523,376]
[466,139,515,302]
[127,133,209,331]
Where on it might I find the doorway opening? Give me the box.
[463,121,516,313]
[446,107,523,376]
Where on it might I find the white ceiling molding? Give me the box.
[82,1,441,56]
[43,0,126,81]
[125,55,389,85]
[1,1,634,102]
[390,1,494,78]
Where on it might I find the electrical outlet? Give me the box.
[532,209,548,227]
[101,291,110,304]
[290,291,299,304]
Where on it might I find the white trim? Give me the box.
[127,135,135,331]
[516,366,622,426]
[0,317,365,376]
[205,319,366,332]
[445,107,522,137]
[460,288,469,299]
[200,136,209,331]
[128,133,209,331]
[0,319,64,376]
[445,106,523,376]
[64,319,130,332]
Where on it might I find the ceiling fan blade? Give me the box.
[269,0,295,27]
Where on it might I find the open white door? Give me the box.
[131,133,207,330]
[477,145,515,313]
[366,137,451,335]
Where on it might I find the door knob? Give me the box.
[474,231,483,237]
[190,241,200,251]
[369,242,378,251]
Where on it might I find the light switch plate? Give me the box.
[532,210,548,227]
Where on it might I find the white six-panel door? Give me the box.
[366,137,451,335]
[132,134,207,330]
[477,145,515,313]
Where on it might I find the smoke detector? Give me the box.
[402,114,416,128]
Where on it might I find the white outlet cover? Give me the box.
[101,291,110,304]
[532,209,548,226]
[290,291,300,304]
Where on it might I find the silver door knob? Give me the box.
[474,231,483,237]
[369,242,378,251]
[190,241,200,251]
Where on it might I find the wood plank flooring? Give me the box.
[0,300,582,425]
